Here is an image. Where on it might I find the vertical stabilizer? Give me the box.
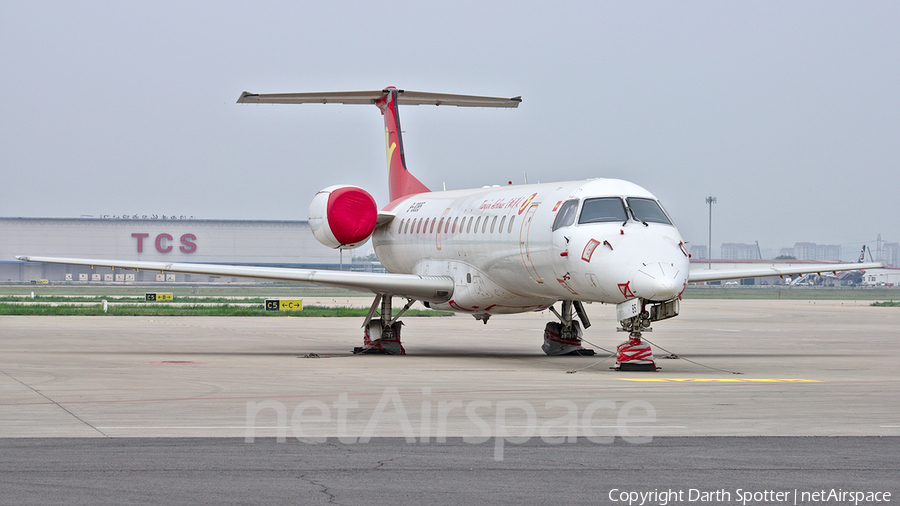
[376,87,431,202]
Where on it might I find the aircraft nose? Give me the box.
[632,262,684,301]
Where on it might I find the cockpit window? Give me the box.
[552,199,579,231]
[578,197,627,224]
[626,197,673,225]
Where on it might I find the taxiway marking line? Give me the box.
[505,425,687,429]
[96,425,688,430]
[617,378,822,383]
[97,426,290,430]
[145,318,345,344]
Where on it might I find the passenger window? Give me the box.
[444,218,450,234]
[481,216,488,233]
[552,199,579,231]
[452,217,458,233]
[416,219,422,234]
[578,197,627,224]
[490,216,497,233]
[474,217,482,233]
[626,197,673,225]
[499,215,506,233]
[507,215,515,233]
[399,219,405,233]
[438,218,444,234]
[430,219,436,233]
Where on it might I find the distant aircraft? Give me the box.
[18,87,883,368]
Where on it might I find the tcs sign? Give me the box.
[132,233,197,254]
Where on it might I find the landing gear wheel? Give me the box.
[615,333,657,371]
[354,319,405,355]
[542,301,595,356]
[543,321,595,355]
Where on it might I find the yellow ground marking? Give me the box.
[617,378,822,383]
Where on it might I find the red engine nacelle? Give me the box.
[308,185,378,249]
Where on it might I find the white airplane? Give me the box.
[17,87,883,368]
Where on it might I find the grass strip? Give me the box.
[0,295,271,303]
[0,304,453,317]
[0,285,368,298]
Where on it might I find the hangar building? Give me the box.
[0,218,342,283]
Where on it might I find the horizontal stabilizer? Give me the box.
[376,211,396,226]
[238,89,521,108]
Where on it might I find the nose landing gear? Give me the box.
[614,298,679,371]
[616,310,657,371]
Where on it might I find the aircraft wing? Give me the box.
[688,262,884,283]
[15,256,453,302]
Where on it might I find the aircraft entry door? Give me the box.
[519,204,543,284]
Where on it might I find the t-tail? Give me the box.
[238,87,521,202]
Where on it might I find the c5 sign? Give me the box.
[265,299,303,311]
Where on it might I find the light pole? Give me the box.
[706,196,717,269]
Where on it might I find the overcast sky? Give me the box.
[2,1,897,260]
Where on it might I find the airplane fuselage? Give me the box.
[373,178,690,316]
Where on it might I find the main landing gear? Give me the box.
[542,300,596,356]
[353,294,416,355]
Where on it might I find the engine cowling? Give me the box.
[308,185,378,249]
